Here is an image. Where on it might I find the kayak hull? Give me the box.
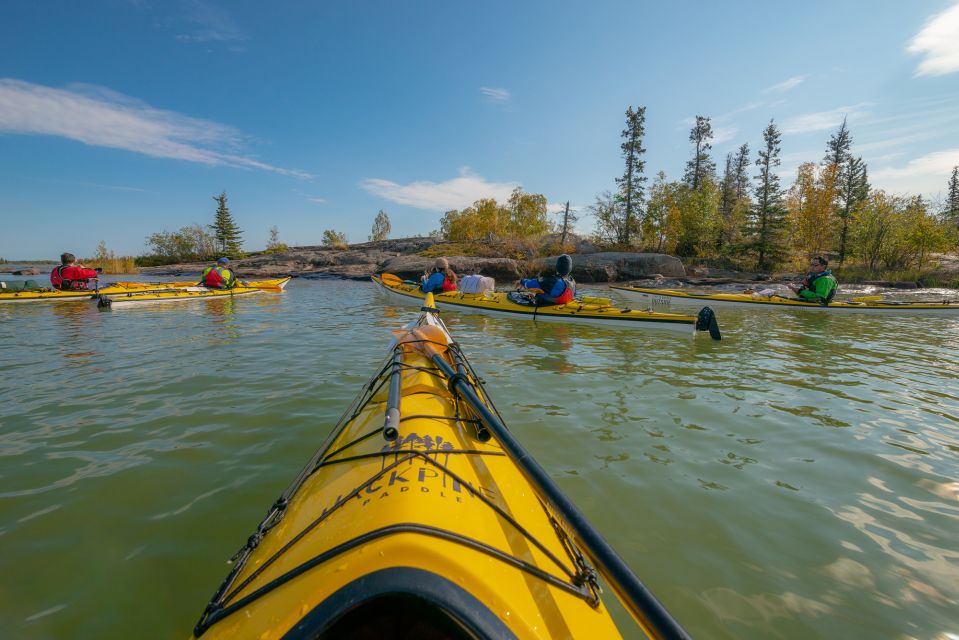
[374,275,703,335]
[190,297,681,639]
[0,277,290,304]
[611,284,959,315]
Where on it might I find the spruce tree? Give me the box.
[614,106,647,246]
[684,115,716,190]
[749,120,788,270]
[733,143,751,201]
[369,210,391,242]
[823,118,862,264]
[948,166,959,218]
[209,191,243,258]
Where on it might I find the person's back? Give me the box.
[201,257,238,289]
[517,254,575,305]
[50,253,100,290]
[421,258,457,293]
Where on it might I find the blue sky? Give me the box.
[2,0,958,259]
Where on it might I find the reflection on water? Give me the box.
[0,279,957,639]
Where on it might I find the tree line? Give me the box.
[591,107,959,274]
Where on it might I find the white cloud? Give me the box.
[781,103,871,135]
[0,79,308,177]
[761,75,808,93]
[908,2,959,77]
[176,0,245,43]
[480,87,510,102]
[712,125,739,145]
[360,168,519,210]
[871,148,959,195]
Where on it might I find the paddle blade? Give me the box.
[424,292,436,308]
[380,273,404,286]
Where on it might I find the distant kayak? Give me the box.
[610,284,959,315]
[374,274,721,338]
[0,278,290,305]
[190,292,690,639]
[101,277,290,308]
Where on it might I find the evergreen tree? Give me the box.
[369,210,391,242]
[733,143,751,201]
[748,120,788,270]
[833,156,870,264]
[717,154,737,252]
[823,117,852,168]
[684,115,716,190]
[947,165,959,220]
[823,119,865,264]
[614,106,647,245]
[209,191,243,257]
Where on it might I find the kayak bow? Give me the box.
[191,293,689,639]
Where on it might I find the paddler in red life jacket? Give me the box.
[199,257,238,289]
[420,258,458,293]
[515,254,576,305]
[50,252,101,290]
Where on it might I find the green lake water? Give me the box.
[1,278,958,639]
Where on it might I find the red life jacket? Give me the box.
[553,281,574,304]
[441,276,456,292]
[202,266,231,289]
[50,265,89,290]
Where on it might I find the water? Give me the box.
[1,279,957,639]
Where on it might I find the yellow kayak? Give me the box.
[374,274,721,339]
[190,293,689,639]
[0,278,291,304]
[611,284,959,315]
[102,277,290,308]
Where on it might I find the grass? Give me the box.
[85,256,138,274]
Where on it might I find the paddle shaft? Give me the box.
[420,345,690,640]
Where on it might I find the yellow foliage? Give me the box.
[85,241,137,274]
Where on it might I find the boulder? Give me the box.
[12,269,41,275]
[565,252,685,282]
[377,256,524,283]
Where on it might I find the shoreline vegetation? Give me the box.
[4,110,958,289]
[4,236,959,290]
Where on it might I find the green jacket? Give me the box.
[797,270,837,303]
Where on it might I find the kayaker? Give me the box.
[420,257,458,293]
[515,254,576,305]
[789,255,838,304]
[50,253,101,290]
[199,257,238,289]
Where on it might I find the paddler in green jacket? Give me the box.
[789,256,838,304]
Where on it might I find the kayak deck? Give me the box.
[611,284,959,315]
[0,277,291,304]
[192,299,685,639]
[374,274,721,338]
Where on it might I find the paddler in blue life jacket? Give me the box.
[199,257,238,289]
[789,255,838,304]
[515,254,576,305]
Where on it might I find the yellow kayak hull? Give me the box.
[104,278,290,308]
[191,298,683,639]
[611,284,959,315]
[0,277,291,304]
[374,274,718,337]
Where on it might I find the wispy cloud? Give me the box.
[712,125,739,145]
[907,2,959,77]
[360,168,519,210]
[480,87,510,103]
[761,75,807,94]
[872,148,959,195]
[0,79,308,177]
[781,103,871,135]
[175,0,245,43]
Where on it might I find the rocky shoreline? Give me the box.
[8,237,956,290]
